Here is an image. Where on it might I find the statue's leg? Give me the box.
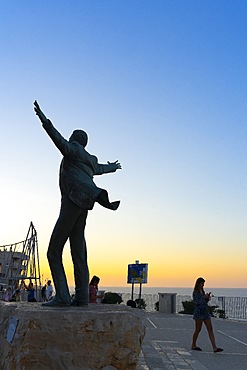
[47,194,82,304]
[69,209,89,305]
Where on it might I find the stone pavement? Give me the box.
[137,312,247,370]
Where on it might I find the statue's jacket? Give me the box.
[43,120,115,210]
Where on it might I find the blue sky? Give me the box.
[0,1,246,288]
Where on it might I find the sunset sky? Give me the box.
[1,1,246,289]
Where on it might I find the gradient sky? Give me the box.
[1,1,246,288]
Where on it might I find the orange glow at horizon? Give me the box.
[39,247,247,289]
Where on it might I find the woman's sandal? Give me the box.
[214,348,223,353]
[191,347,202,351]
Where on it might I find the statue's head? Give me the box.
[69,130,88,147]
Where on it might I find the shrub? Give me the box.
[215,309,227,319]
[127,299,137,308]
[180,300,194,314]
[179,300,218,317]
[135,298,146,309]
[102,292,123,304]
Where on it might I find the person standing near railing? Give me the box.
[4,287,11,302]
[45,280,53,301]
[89,275,104,303]
[191,277,223,353]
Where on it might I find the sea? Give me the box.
[69,286,247,298]
[70,284,247,305]
[104,287,247,297]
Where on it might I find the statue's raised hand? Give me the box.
[107,160,122,172]
[34,100,48,124]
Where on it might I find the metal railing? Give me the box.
[218,296,247,320]
[119,293,247,321]
[1,290,246,321]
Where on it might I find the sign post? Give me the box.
[127,260,148,308]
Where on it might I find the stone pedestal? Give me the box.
[0,302,145,370]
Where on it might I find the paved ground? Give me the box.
[137,312,247,370]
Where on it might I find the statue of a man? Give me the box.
[34,101,121,306]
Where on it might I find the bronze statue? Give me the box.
[34,101,121,306]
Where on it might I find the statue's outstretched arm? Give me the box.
[95,160,122,175]
[33,100,77,158]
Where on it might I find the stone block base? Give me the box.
[0,302,146,370]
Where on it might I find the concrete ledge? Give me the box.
[0,302,146,370]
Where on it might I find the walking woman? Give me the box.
[191,277,223,353]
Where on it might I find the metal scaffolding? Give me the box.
[0,222,41,297]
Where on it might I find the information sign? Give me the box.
[127,263,148,284]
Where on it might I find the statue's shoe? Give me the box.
[111,201,120,210]
[42,299,70,307]
[71,299,88,307]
